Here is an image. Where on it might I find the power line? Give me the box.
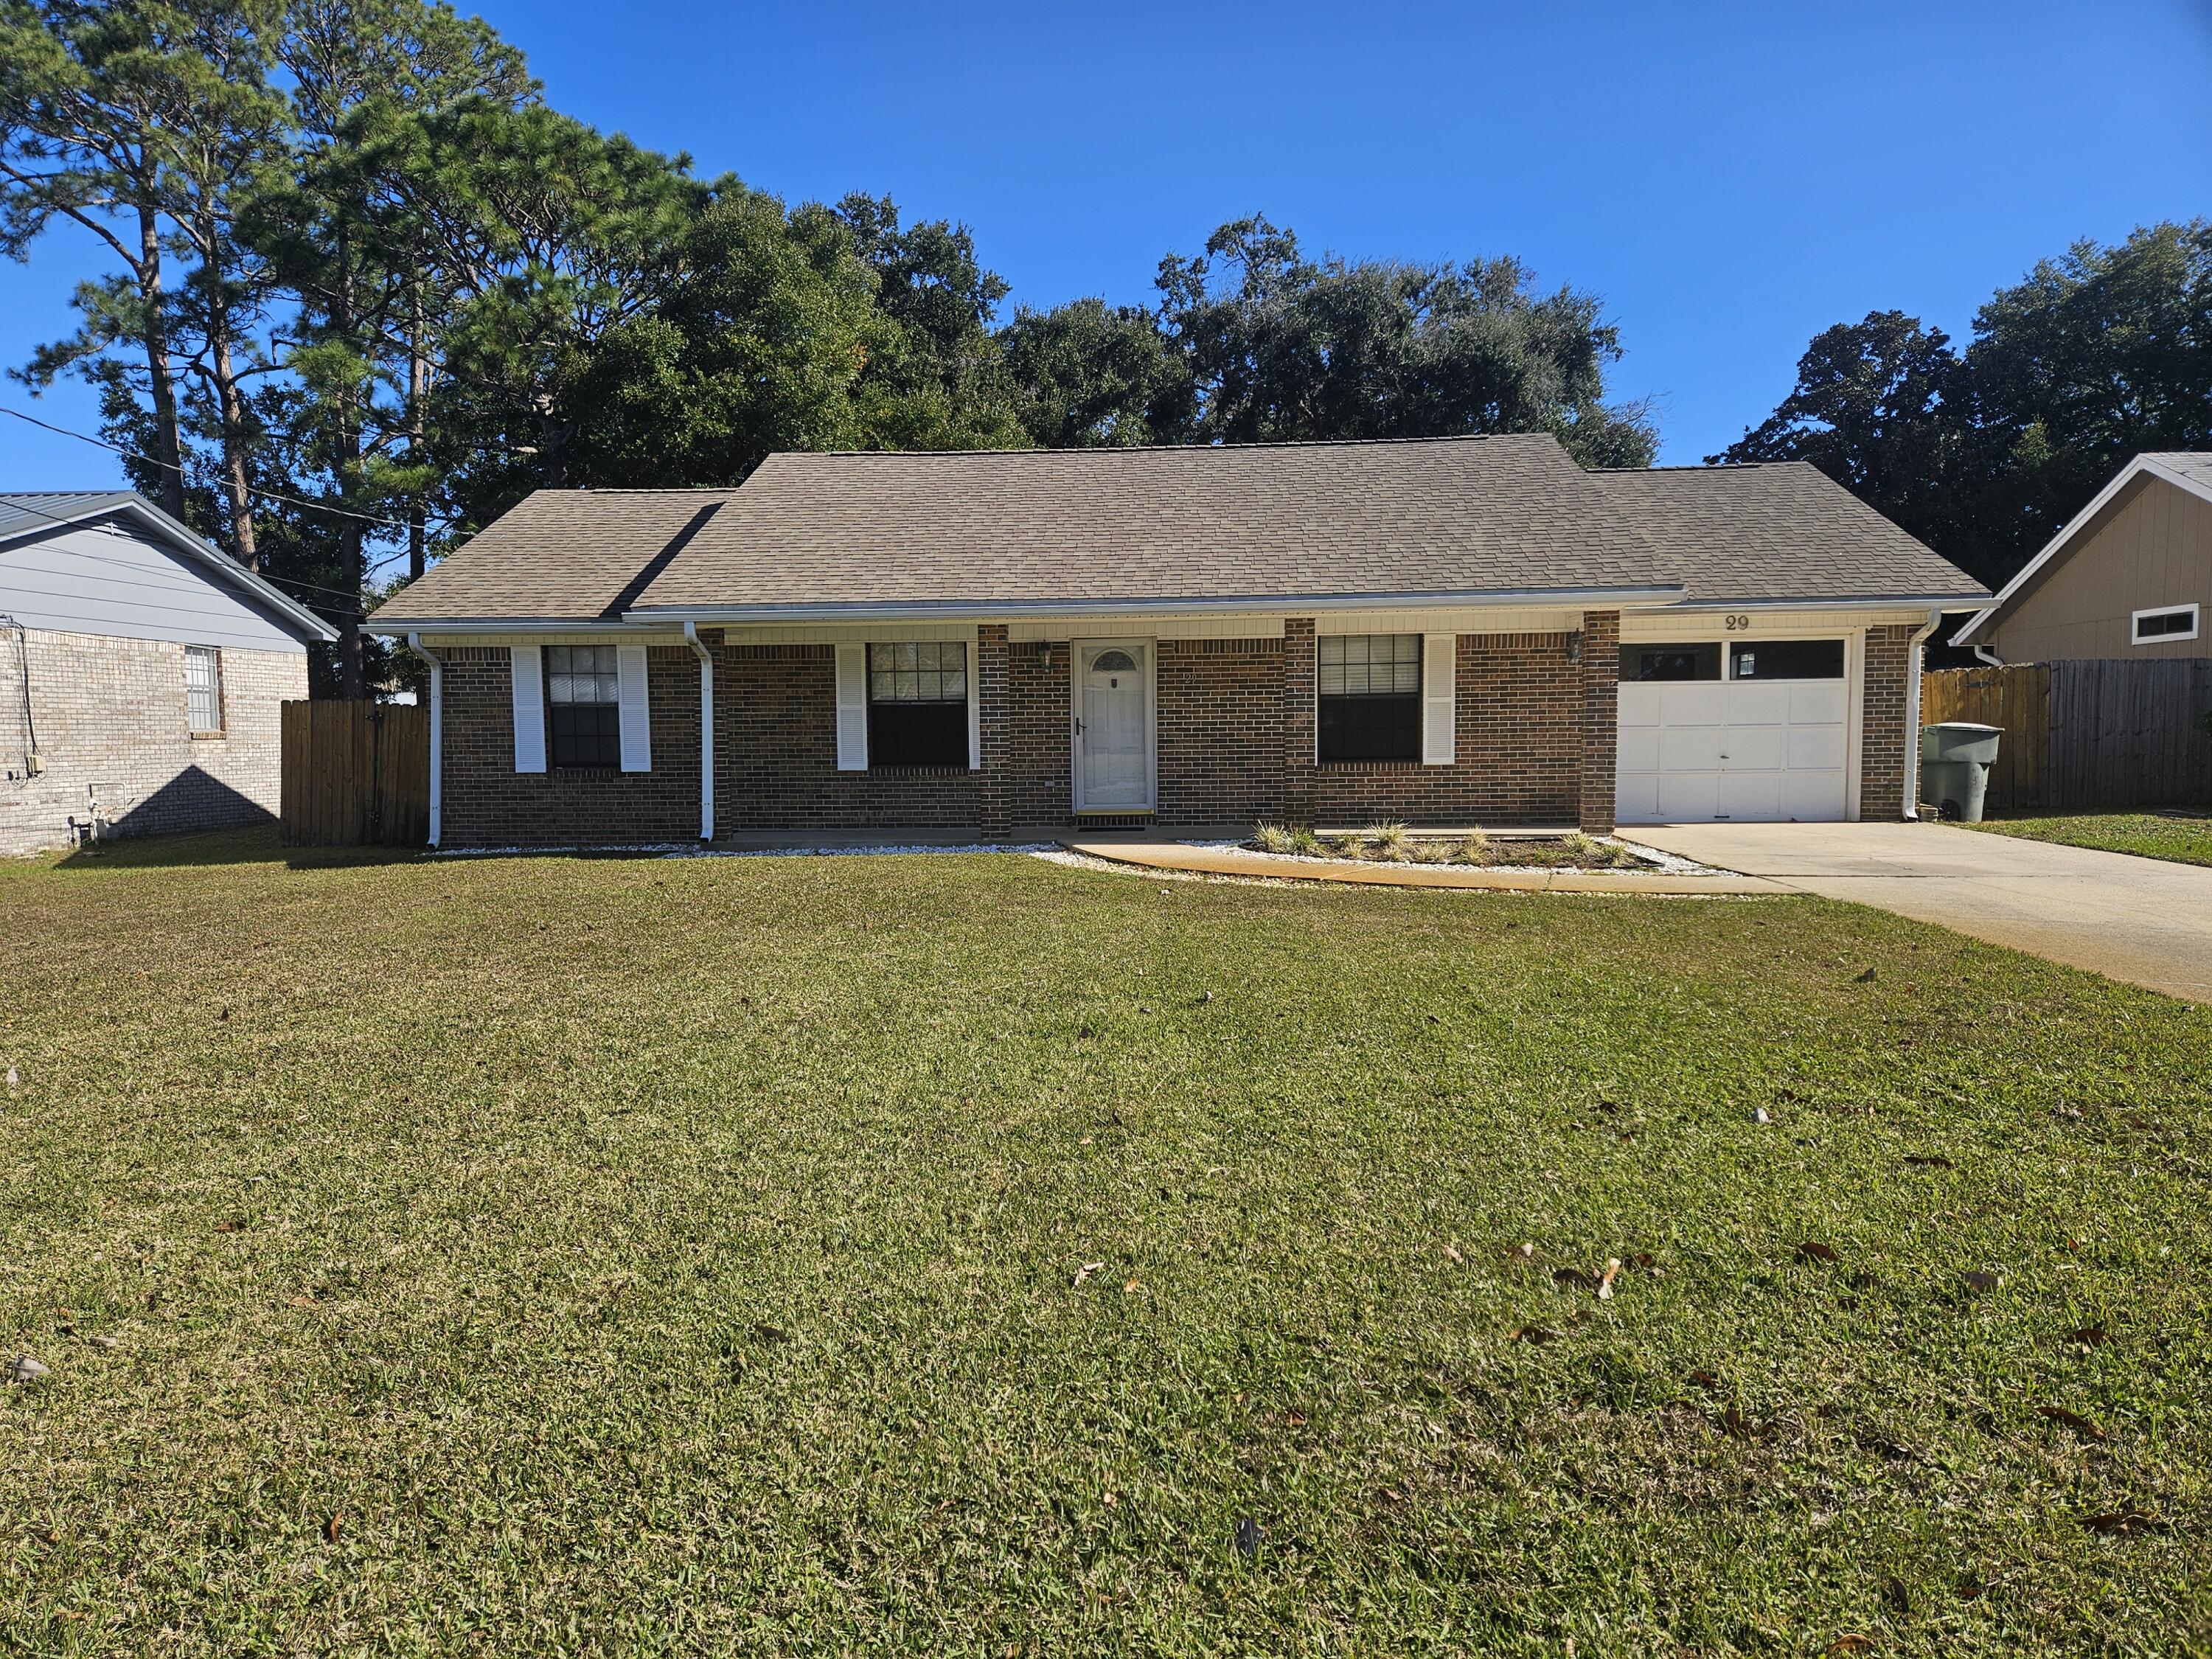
[1,403,431,534]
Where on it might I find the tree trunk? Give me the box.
[136,206,188,521]
[408,283,428,580]
[210,327,258,568]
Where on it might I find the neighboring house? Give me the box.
[363,434,1986,848]
[1953,453,2212,662]
[0,492,338,855]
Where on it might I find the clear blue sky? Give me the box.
[2,0,2208,489]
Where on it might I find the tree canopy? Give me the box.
[1717,220,2212,594]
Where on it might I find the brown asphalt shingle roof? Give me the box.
[1588,463,1986,605]
[367,434,1985,625]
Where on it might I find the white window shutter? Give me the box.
[1422,633,1455,765]
[509,645,546,773]
[617,644,652,773]
[835,644,868,771]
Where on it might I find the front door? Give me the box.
[1074,641,1153,811]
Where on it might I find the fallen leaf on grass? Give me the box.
[1796,1241,1839,1265]
[1955,1574,1984,1601]
[2082,1510,2165,1536]
[1596,1258,1621,1300]
[1553,1267,1600,1291]
[1073,1262,1105,1287]
[1441,1244,1464,1265]
[2037,1405,2107,1440]
[1721,1405,1756,1440]
[324,1512,342,1543]
[751,1324,790,1344]
[213,1220,245,1234]
[1123,1279,1140,1293]
[1509,1326,1557,1345]
[286,1295,316,1310]
[1687,1368,1722,1393]
[1961,1270,2002,1295]
[1828,1635,1873,1654]
[2065,1324,2110,1347]
[1904,1154,1953,1168]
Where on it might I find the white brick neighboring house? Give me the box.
[0,493,337,855]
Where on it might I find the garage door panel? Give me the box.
[1657,769,1721,821]
[1723,725,1786,771]
[1658,726,1724,770]
[1789,681,1848,724]
[1658,683,1726,726]
[1616,771,1660,821]
[1725,681,1790,724]
[1721,770,1784,819]
[1618,686,1661,728]
[1618,725,1660,772]
[1784,770,1848,820]
[1785,724,1847,768]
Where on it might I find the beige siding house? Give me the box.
[1954,453,2212,662]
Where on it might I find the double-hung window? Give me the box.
[866,641,968,768]
[184,645,223,734]
[546,644,622,768]
[1318,634,1421,762]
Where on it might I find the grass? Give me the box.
[1,826,2209,1653]
[1964,810,2212,869]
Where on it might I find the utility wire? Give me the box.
[1,403,434,534]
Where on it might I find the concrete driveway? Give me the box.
[1629,820,2212,1004]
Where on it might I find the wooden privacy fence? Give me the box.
[1921,664,2051,811]
[281,699,430,846]
[1921,660,2212,812]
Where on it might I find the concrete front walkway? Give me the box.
[1062,838,1785,894]
[1631,821,2212,1004]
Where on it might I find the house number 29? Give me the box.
[1723,613,1753,631]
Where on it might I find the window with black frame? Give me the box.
[546,644,622,768]
[868,641,968,768]
[1318,634,1421,762]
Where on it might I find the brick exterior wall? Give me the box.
[438,644,703,846]
[1578,610,1621,834]
[431,624,1609,844]
[1860,623,1915,821]
[0,626,302,855]
[717,644,978,832]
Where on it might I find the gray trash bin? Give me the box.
[1919,722,2003,822]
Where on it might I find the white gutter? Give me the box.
[405,631,442,848]
[1901,607,1943,821]
[622,585,1689,625]
[684,620,714,842]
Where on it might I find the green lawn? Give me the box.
[1,829,2208,1655]
[1966,811,2212,868]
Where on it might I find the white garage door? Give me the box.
[1616,641,1851,824]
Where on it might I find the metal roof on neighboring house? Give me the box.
[0,489,338,642]
[364,433,1986,629]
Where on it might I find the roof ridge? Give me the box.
[765,431,1563,461]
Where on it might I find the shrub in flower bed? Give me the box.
[1247,823,1650,869]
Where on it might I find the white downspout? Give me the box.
[406,631,442,849]
[1902,607,1942,821]
[1972,645,2005,667]
[684,621,714,842]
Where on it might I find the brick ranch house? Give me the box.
[2,492,337,855]
[364,435,1988,848]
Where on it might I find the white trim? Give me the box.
[1421,633,1455,765]
[625,585,1686,625]
[2131,602,2200,645]
[967,625,982,770]
[509,644,546,773]
[407,633,442,848]
[404,628,688,648]
[1844,630,1865,821]
[684,622,713,841]
[616,644,652,773]
[1070,639,1156,813]
[834,644,868,771]
[1951,454,2212,647]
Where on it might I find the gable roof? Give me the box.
[1952,452,2212,647]
[0,490,338,642]
[1589,462,1986,606]
[365,433,1984,630]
